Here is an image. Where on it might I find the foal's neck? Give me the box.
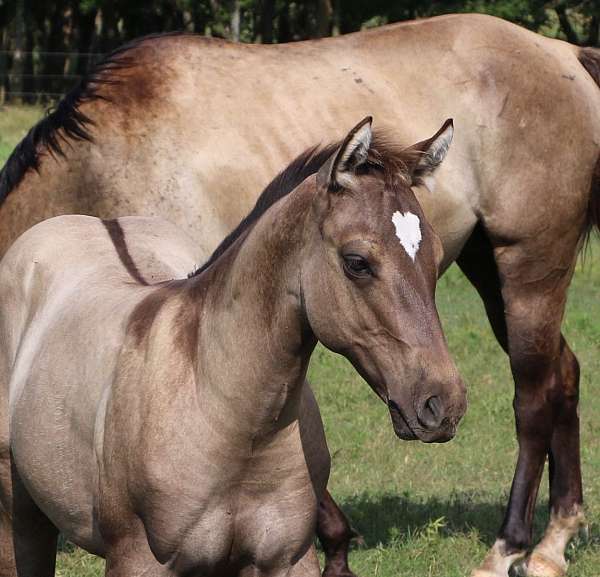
[191,179,316,445]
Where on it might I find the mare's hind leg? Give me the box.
[0,456,59,576]
[457,224,585,577]
[524,335,584,577]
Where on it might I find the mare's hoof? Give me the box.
[525,552,566,577]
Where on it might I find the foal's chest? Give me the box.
[131,427,317,575]
[166,483,317,575]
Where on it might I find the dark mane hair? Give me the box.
[0,32,191,204]
[190,132,420,277]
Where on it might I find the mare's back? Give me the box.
[2,13,595,258]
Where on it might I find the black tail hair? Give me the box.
[579,47,600,244]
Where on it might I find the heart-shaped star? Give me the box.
[392,211,422,261]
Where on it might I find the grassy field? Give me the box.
[1,105,599,576]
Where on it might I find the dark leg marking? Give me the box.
[457,223,584,577]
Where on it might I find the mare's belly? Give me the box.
[414,173,479,272]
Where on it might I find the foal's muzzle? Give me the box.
[387,394,461,443]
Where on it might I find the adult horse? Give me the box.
[0,12,599,577]
[0,117,466,576]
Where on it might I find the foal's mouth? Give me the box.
[387,399,457,443]
[387,400,419,441]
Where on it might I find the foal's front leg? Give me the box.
[104,535,175,577]
[317,490,359,577]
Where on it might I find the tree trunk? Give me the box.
[260,0,275,43]
[230,0,241,42]
[75,6,99,77]
[555,3,580,45]
[192,2,213,35]
[42,3,67,100]
[316,0,332,38]
[0,10,9,104]
[99,2,119,53]
[11,0,25,103]
[23,5,34,103]
[332,0,341,36]
[588,14,599,47]
[278,2,291,43]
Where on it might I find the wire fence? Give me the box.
[0,51,106,104]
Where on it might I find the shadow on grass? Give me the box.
[338,491,552,548]
[57,535,76,553]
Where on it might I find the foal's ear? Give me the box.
[317,116,373,190]
[404,119,453,185]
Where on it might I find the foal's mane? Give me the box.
[189,144,337,277]
[0,32,191,204]
[190,133,419,277]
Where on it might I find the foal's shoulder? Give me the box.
[1,214,101,266]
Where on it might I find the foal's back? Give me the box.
[0,215,198,551]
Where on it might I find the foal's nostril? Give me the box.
[417,395,444,429]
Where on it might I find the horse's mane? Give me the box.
[190,132,420,277]
[0,32,192,204]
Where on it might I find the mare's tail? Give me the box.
[578,47,600,240]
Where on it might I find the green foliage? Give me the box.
[0,105,42,160]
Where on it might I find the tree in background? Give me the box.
[0,0,599,102]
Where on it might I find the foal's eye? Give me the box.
[343,254,372,279]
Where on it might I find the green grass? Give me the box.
[1,106,600,576]
[0,105,44,160]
